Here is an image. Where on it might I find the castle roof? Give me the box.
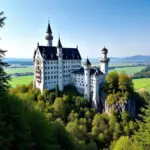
[101,47,108,54]
[72,67,104,75]
[57,38,62,48]
[46,23,52,34]
[84,58,91,66]
[34,46,82,60]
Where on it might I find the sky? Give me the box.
[0,0,150,58]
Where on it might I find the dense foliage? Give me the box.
[0,11,11,93]
[8,84,141,149]
[105,71,134,105]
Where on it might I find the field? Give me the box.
[5,67,34,74]
[133,78,150,92]
[110,66,146,75]
[10,75,34,87]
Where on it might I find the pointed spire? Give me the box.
[57,37,62,48]
[84,57,91,66]
[76,45,78,49]
[46,21,52,33]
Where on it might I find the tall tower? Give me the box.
[100,47,110,76]
[92,69,99,110]
[57,37,64,91]
[84,58,91,102]
[45,22,53,46]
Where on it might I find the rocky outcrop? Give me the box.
[98,89,137,118]
[104,99,136,118]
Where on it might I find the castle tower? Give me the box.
[57,37,64,91]
[100,47,110,76]
[84,58,91,102]
[92,69,99,110]
[45,22,53,46]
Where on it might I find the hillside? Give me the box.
[5,55,150,64]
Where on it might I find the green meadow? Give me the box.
[110,66,146,75]
[10,75,34,87]
[5,67,34,74]
[133,78,150,92]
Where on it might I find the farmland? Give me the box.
[133,78,150,92]
[110,66,146,75]
[5,67,34,74]
[10,75,34,87]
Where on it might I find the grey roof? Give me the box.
[34,46,82,60]
[84,58,91,66]
[46,23,52,34]
[101,47,108,54]
[72,67,104,76]
[57,38,62,48]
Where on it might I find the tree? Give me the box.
[0,11,11,93]
[139,91,150,105]
[0,94,60,150]
[51,120,75,150]
[134,106,150,150]
[106,71,119,93]
[119,72,133,93]
[91,113,109,149]
[55,84,59,97]
[113,136,136,150]
[53,97,66,119]
[66,118,87,144]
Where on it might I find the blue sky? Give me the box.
[0,0,150,58]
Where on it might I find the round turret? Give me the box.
[45,22,53,46]
[45,33,53,40]
[101,47,108,54]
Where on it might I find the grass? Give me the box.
[110,66,146,75]
[10,75,33,87]
[133,78,150,92]
[5,67,34,74]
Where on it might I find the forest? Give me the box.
[1,11,150,150]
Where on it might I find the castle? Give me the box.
[33,22,110,109]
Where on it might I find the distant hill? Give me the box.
[3,58,32,62]
[4,55,150,64]
[84,55,150,63]
[122,55,150,61]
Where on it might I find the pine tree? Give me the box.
[0,11,11,93]
[55,84,59,97]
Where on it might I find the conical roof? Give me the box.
[46,23,52,34]
[84,58,91,66]
[57,38,62,48]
